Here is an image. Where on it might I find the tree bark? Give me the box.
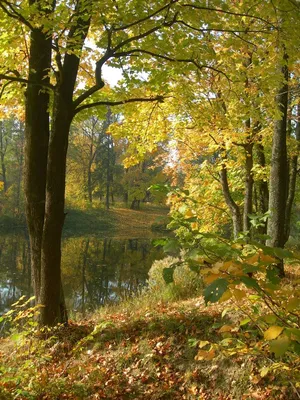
[243,132,254,234]
[284,102,300,243]
[220,161,242,239]
[266,52,289,276]
[255,141,269,216]
[24,0,90,325]
[25,21,52,306]
[0,121,8,193]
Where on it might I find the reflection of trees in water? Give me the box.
[62,237,164,316]
[0,235,163,315]
[0,234,31,312]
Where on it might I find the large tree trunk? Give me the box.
[39,97,72,325]
[266,53,289,276]
[24,22,52,306]
[24,0,91,325]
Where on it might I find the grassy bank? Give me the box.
[1,279,299,400]
[0,205,170,238]
[63,205,170,238]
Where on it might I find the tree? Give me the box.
[0,0,184,325]
[1,0,299,325]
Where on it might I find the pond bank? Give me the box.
[0,293,297,399]
[0,205,170,238]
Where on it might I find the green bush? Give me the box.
[147,256,202,301]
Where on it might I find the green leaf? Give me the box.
[187,260,201,273]
[266,267,281,284]
[269,335,290,357]
[163,239,180,255]
[264,314,277,324]
[163,267,175,284]
[287,328,300,340]
[240,276,261,291]
[149,184,170,193]
[204,278,228,304]
[286,298,300,311]
[240,318,251,326]
[152,239,167,247]
[273,247,293,259]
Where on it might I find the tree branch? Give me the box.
[0,0,35,30]
[74,95,165,115]
[112,0,179,31]
[181,3,277,28]
[112,49,232,81]
[0,74,54,89]
[176,19,271,34]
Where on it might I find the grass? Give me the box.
[63,204,170,238]
[0,204,170,238]
[0,288,299,399]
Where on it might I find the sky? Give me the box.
[102,65,123,87]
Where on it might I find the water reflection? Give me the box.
[0,234,164,315]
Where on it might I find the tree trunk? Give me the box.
[255,142,269,216]
[24,0,90,325]
[106,140,110,210]
[243,138,254,234]
[266,53,289,276]
[220,162,242,239]
[0,121,8,193]
[284,102,300,243]
[24,23,52,306]
[87,161,93,203]
[39,94,72,325]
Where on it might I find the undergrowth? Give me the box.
[0,267,299,400]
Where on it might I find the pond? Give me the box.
[0,233,165,316]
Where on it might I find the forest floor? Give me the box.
[0,271,299,400]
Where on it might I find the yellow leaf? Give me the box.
[200,268,211,275]
[233,288,246,301]
[194,349,215,361]
[219,289,232,303]
[184,209,194,219]
[198,340,210,349]
[191,222,199,231]
[211,261,223,273]
[203,273,222,284]
[245,254,259,265]
[264,326,284,340]
[260,366,270,377]
[219,325,234,333]
[260,254,276,264]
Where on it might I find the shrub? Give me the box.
[147,255,202,301]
